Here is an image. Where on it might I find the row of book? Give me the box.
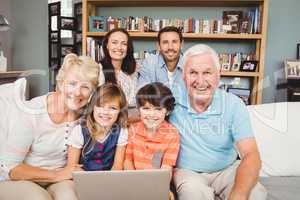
[87,37,257,73]
[89,8,261,34]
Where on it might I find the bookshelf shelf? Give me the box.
[82,0,269,104]
[221,71,260,77]
[87,32,262,40]
[87,0,264,7]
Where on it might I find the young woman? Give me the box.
[0,53,99,200]
[99,28,138,106]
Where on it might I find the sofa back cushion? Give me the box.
[247,102,300,177]
[0,78,27,154]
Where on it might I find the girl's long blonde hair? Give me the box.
[85,83,128,141]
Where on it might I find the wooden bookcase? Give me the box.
[81,0,268,104]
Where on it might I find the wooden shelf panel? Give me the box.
[87,32,262,40]
[87,0,263,7]
[221,71,260,77]
[0,71,27,78]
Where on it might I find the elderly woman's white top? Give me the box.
[0,94,79,181]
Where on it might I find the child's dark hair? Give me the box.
[136,82,175,120]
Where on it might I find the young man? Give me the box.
[138,26,184,90]
[170,44,267,200]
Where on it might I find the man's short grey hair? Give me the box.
[183,44,220,69]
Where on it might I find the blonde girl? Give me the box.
[66,83,128,171]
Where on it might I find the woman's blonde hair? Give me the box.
[56,53,99,90]
[86,83,128,141]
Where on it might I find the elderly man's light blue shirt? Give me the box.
[170,86,254,173]
[138,53,184,90]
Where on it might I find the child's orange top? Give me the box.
[125,121,180,169]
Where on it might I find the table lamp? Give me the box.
[0,14,10,49]
[0,15,9,71]
[0,15,9,31]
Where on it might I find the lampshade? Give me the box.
[0,15,10,31]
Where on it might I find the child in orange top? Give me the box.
[124,82,180,200]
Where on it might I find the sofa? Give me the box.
[1,79,300,199]
[247,102,300,200]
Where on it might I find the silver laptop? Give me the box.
[72,169,170,200]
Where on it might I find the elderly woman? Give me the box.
[0,54,99,200]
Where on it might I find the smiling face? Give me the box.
[62,69,93,111]
[93,98,120,128]
[158,31,182,65]
[183,53,220,109]
[107,31,128,62]
[139,102,167,131]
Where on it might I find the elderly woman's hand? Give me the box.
[53,165,83,182]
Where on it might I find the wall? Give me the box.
[0,0,12,67]
[263,0,300,102]
[11,0,48,98]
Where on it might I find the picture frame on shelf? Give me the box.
[49,2,60,16]
[89,16,107,32]
[61,45,75,57]
[231,54,241,71]
[284,59,300,79]
[61,17,75,30]
[50,32,58,42]
[221,63,231,71]
[239,16,251,34]
[240,60,258,72]
[227,87,251,105]
[51,16,58,31]
[222,11,243,33]
[231,62,240,71]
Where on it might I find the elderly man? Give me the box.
[170,44,267,200]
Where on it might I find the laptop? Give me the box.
[72,169,170,200]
